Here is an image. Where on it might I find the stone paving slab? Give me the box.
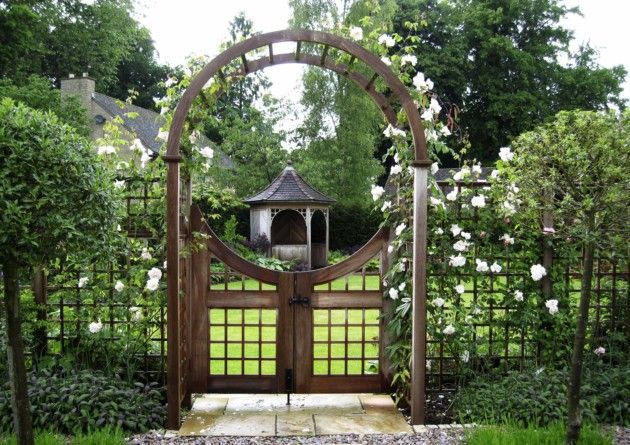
[179,393,408,437]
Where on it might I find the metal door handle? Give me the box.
[289,294,310,307]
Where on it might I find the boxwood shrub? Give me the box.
[0,370,165,434]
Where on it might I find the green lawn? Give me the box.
[210,274,381,291]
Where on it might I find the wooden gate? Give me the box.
[187,206,390,396]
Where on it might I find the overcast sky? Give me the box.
[135,0,630,104]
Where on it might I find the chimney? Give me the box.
[60,73,95,113]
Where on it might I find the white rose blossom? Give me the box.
[460,231,471,240]
[475,259,489,273]
[97,145,116,156]
[388,288,399,300]
[453,240,470,252]
[114,280,125,293]
[387,245,394,253]
[499,146,514,162]
[145,278,160,292]
[390,164,402,175]
[140,247,152,261]
[398,282,406,291]
[471,195,486,208]
[545,299,559,315]
[434,228,444,235]
[381,200,392,212]
[400,54,417,66]
[446,189,458,201]
[380,56,392,66]
[412,72,433,92]
[514,290,524,301]
[199,146,214,159]
[114,180,125,189]
[455,284,465,294]
[594,346,606,357]
[443,325,456,335]
[130,306,142,321]
[349,26,363,41]
[88,320,102,334]
[460,350,470,363]
[490,169,500,180]
[530,264,547,281]
[501,233,515,245]
[449,254,466,268]
[378,33,395,47]
[431,162,439,175]
[395,223,407,236]
[433,297,445,308]
[78,277,89,288]
[148,267,162,281]
[490,262,502,273]
[472,164,482,175]
[371,185,385,201]
[451,224,462,236]
[383,124,406,138]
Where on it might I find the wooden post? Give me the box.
[165,158,181,429]
[411,164,429,425]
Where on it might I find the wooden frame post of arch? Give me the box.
[163,29,432,428]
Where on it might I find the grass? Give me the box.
[211,274,381,291]
[466,423,612,445]
[0,428,125,445]
[209,307,380,376]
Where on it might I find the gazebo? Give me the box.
[245,162,335,268]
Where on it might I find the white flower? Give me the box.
[394,152,400,163]
[472,307,482,315]
[97,145,116,155]
[390,164,402,175]
[381,200,392,212]
[157,130,169,141]
[349,26,363,41]
[453,240,470,252]
[455,284,465,294]
[88,320,103,334]
[378,33,395,47]
[429,98,442,115]
[145,278,160,292]
[388,288,399,300]
[140,149,152,168]
[114,280,125,293]
[460,350,470,363]
[490,261,502,273]
[545,299,559,315]
[594,346,606,357]
[421,108,434,122]
[398,282,406,291]
[490,169,500,180]
[472,164,482,175]
[401,54,417,66]
[475,259,489,273]
[453,166,470,181]
[380,56,392,66]
[395,223,407,236]
[460,231,471,240]
[503,201,516,215]
[371,185,385,201]
[499,146,514,162]
[140,247,152,261]
[471,195,486,208]
[433,297,445,308]
[449,254,466,267]
[435,228,444,235]
[160,107,169,115]
[530,264,547,281]
[424,128,438,142]
[514,290,524,301]
[431,162,439,175]
[114,180,125,189]
[451,224,462,236]
[383,124,406,138]
[501,233,515,245]
[130,139,145,153]
[199,146,214,159]
[443,325,456,335]
[164,77,177,88]
[412,72,433,92]
[163,260,167,269]
[130,306,142,322]
[148,267,162,281]
[387,245,394,254]
[426,360,432,371]
[446,189,458,201]
[78,277,89,288]
[439,125,451,136]
[430,197,445,209]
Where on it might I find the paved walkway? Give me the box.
[179,394,413,437]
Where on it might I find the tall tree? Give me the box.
[0,98,118,445]
[389,0,627,162]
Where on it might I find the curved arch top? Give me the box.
[164,29,430,166]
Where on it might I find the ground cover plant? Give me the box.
[466,422,612,445]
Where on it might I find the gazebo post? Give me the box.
[306,207,312,269]
[325,209,330,265]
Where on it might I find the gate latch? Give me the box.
[289,294,310,307]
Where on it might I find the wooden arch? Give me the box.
[164,29,430,427]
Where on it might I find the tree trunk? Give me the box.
[565,215,595,445]
[3,261,34,445]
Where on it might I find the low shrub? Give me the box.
[0,370,164,434]
[454,365,630,427]
[466,422,612,445]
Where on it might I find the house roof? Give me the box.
[92,92,233,168]
[245,162,336,205]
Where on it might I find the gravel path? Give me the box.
[128,430,466,445]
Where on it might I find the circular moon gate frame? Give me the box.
[164,29,431,427]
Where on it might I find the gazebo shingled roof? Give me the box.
[245,162,336,205]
